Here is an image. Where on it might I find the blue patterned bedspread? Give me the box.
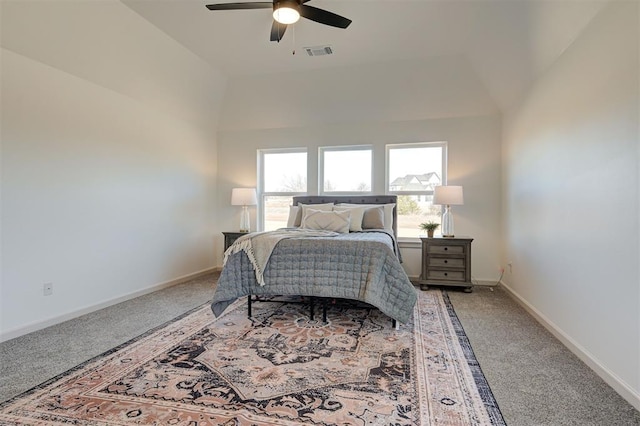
[211,230,417,323]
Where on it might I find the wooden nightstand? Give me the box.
[417,236,473,292]
[222,231,248,251]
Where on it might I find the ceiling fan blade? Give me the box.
[299,4,351,29]
[270,20,288,42]
[206,2,272,10]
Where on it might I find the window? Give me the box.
[319,146,372,193]
[258,149,307,231]
[386,142,447,238]
[257,143,445,236]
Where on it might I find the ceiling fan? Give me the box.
[205,0,352,42]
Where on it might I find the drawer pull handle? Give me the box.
[444,247,448,251]
[444,260,448,264]
[444,273,448,276]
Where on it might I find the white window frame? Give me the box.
[257,147,308,231]
[385,141,448,240]
[318,145,373,195]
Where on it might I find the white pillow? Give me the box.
[301,209,351,233]
[332,205,366,232]
[288,203,334,227]
[337,203,395,231]
[286,206,299,227]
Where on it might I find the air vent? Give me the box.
[304,45,333,57]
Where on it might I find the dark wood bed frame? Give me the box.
[247,195,399,326]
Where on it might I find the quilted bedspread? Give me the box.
[211,230,417,324]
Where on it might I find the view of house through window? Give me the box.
[387,143,446,238]
[320,146,372,193]
[259,149,307,231]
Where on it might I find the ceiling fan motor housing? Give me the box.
[273,0,302,10]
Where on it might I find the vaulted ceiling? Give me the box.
[123,0,608,110]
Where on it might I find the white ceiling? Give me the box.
[122,0,609,110]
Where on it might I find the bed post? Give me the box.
[309,297,315,320]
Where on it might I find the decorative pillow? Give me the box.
[286,206,299,227]
[291,203,334,227]
[362,206,385,229]
[332,205,366,232]
[301,209,351,233]
[337,203,395,231]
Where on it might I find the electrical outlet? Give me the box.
[43,283,53,296]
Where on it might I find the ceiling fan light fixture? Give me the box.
[273,1,300,24]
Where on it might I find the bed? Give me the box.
[211,195,417,324]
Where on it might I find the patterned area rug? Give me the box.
[0,291,505,425]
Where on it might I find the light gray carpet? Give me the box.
[0,272,219,403]
[1,274,639,425]
[447,287,640,426]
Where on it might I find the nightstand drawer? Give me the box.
[427,244,465,255]
[428,258,465,268]
[426,270,466,281]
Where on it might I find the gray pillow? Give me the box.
[338,203,394,231]
[362,206,385,229]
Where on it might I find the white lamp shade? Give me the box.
[433,186,464,205]
[231,188,257,206]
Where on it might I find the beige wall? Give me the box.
[0,1,226,340]
[503,1,639,407]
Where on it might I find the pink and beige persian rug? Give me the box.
[0,291,505,425]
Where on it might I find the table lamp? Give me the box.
[231,188,257,233]
[433,186,464,237]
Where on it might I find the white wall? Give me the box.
[217,57,503,281]
[503,1,639,407]
[219,55,497,131]
[0,1,226,340]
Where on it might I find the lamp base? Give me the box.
[441,205,455,237]
[239,205,251,233]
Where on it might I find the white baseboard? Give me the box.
[472,279,498,286]
[500,281,640,411]
[0,267,220,343]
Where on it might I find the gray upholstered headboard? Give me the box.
[292,195,398,239]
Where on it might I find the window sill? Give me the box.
[397,238,422,248]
